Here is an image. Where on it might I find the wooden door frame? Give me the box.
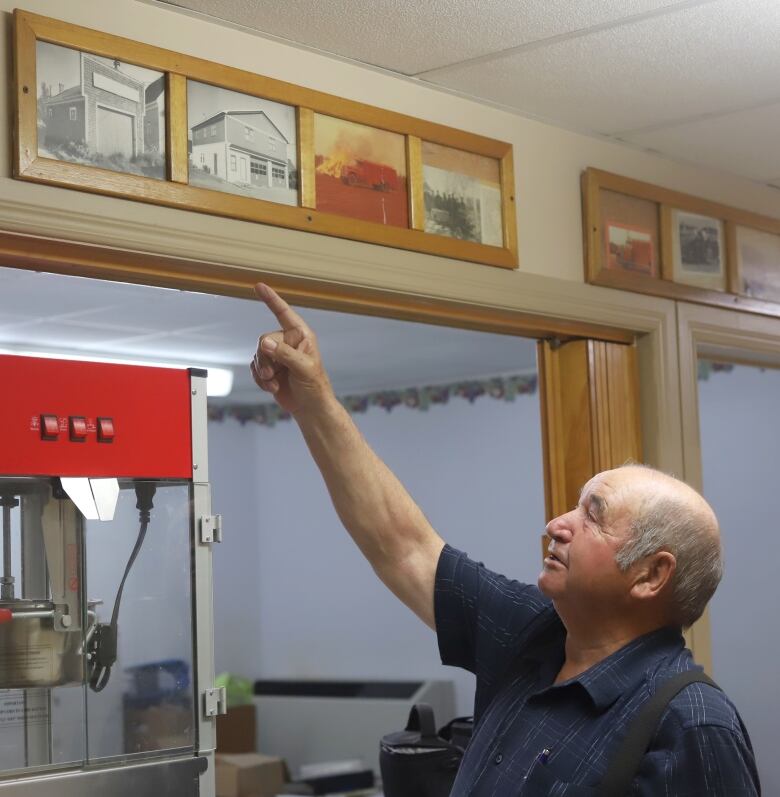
[0,188,683,479]
[677,302,780,673]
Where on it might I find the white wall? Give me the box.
[209,387,545,718]
[698,363,780,795]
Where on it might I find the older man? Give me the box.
[251,284,760,796]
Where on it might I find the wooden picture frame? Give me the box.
[12,9,518,269]
[582,168,780,318]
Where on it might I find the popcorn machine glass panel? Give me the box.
[85,480,194,761]
[0,477,195,773]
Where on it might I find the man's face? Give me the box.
[537,471,637,612]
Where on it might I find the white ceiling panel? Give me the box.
[621,101,780,182]
[156,0,694,75]
[420,0,780,135]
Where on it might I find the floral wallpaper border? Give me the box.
[208,373,538,427]
[697,360,735,381]
[208,361,740,427]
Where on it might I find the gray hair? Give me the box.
[614,465,723,629]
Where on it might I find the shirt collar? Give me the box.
[568,626,686,710]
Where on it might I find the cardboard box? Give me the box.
[217,704,257,753]
[215,752,287,797]
[124,701,193,753]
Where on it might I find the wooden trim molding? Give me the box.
[538,338,642,520]
[677,301,780,673]
[0,228,634,343]
[0,189,684,489]
[166,73,189,185]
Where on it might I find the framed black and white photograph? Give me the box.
[671,209,726,291]
[36,41,166,180]
[188,81,298,206]
[422,142,504,247]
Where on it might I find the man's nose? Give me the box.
[545,513,574,542]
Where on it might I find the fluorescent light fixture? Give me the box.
[0,348,234,397]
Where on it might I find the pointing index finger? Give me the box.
[254,283,308,333]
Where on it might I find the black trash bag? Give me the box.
[380,703,473,797]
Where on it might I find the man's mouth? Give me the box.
[545,550,567,568]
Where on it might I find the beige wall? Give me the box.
[3,0,780,672]
[1,0,779,291]
[0,0,765,492]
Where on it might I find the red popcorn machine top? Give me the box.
[0,355,221,797]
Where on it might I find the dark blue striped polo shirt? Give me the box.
[435,545,760,796]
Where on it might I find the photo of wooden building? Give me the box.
[190,110,291,190]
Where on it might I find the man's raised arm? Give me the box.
[251,283,445,629]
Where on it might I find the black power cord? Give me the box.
[88,483,156,693]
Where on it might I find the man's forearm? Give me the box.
[293,396,444,625]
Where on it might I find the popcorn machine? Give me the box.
[0,355,222,796]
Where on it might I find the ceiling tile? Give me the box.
[420,0,780,134]
[0,268,537,402]
[158,0,689,75]
[0,322,146,350]
[620,102,780,182]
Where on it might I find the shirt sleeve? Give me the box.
[637,724,761,796]
[434,544,555,680]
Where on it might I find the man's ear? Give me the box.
[630,551,676,600]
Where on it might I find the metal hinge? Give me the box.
[200,514,223,544]
[203,686,227,718]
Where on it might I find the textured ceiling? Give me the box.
[156,0,687,75]
[150,0,780,188]
[0,269,537,405]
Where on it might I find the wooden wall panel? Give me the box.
[539,338,642,522]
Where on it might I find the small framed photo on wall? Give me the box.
[670,210,726,291]
[595,189,661,280]
[736,225,780,302]
[604,221,655,276]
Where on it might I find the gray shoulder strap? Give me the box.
[598,669,719,797]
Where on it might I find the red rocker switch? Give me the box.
[69,416,88,442]
[97,417,114,443]
[40,414,59,441]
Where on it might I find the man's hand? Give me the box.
[251,283,334,416]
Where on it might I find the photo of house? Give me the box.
[36,41,166,179]
[188,81,298,206]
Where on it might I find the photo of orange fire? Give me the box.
[314,114,408,228]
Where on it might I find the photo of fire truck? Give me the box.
[339,159,400,192]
